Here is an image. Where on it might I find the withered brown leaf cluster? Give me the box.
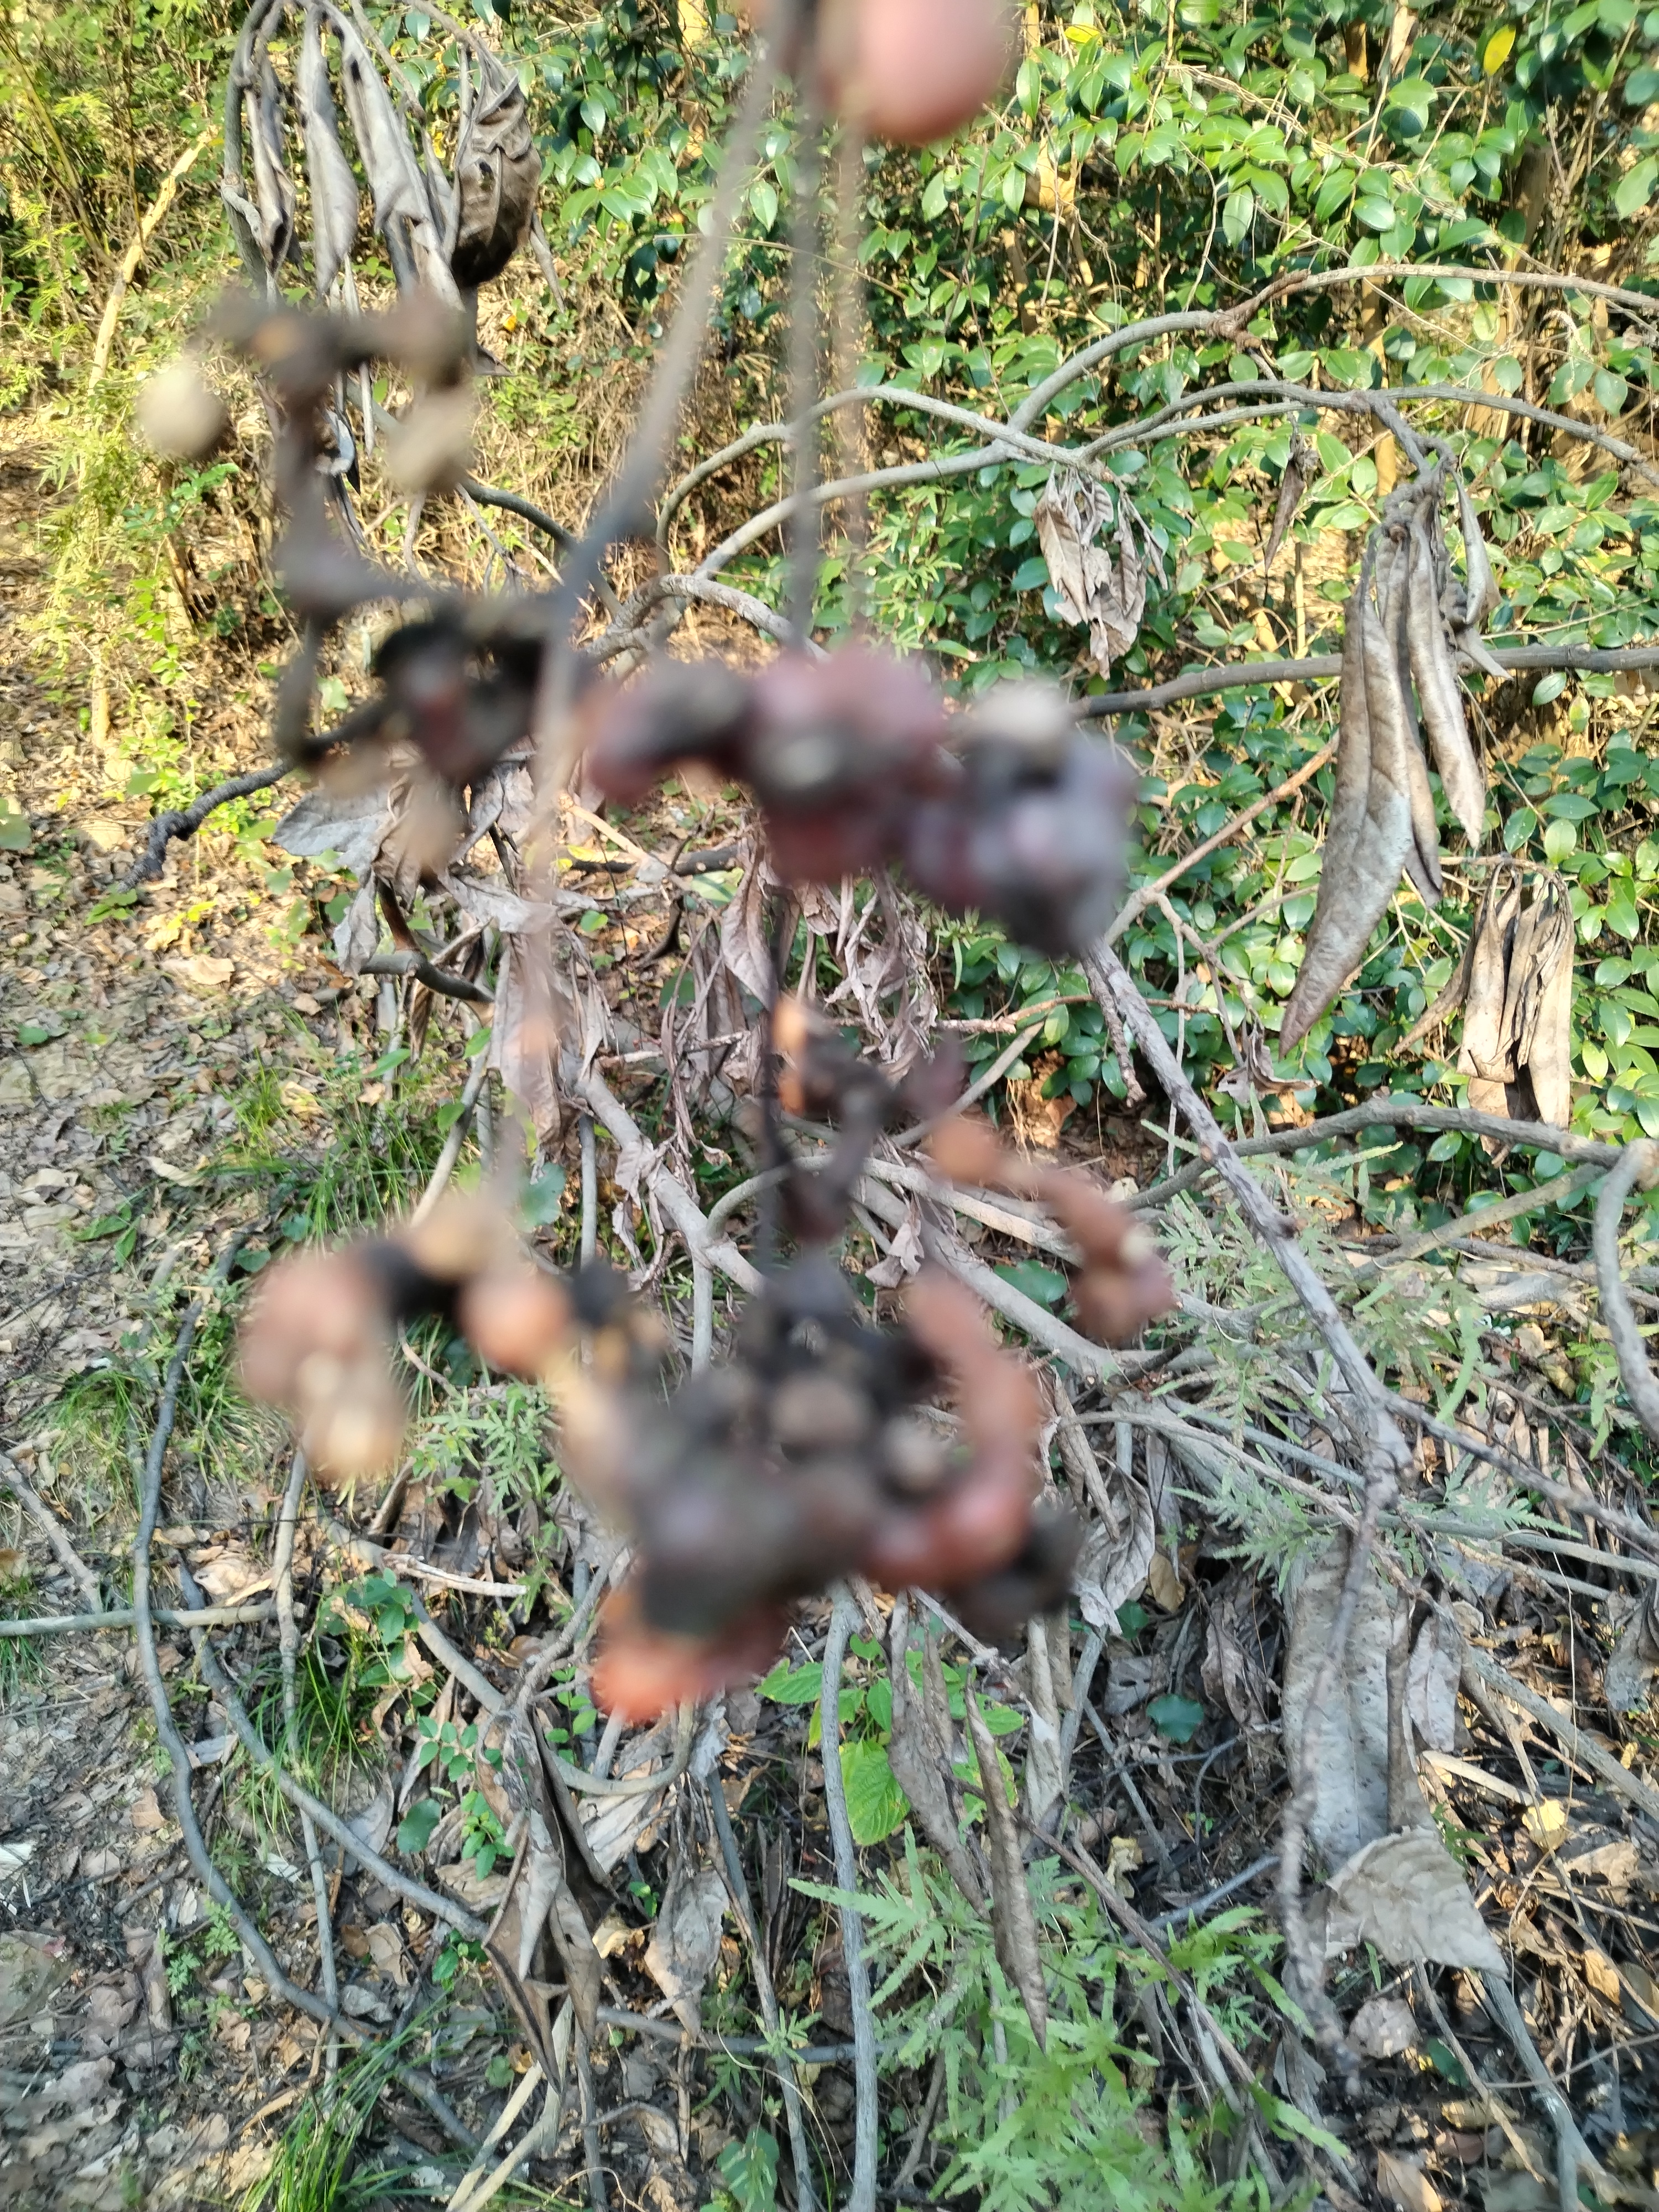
[1282,467,1504,1051]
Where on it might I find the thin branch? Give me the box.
[1592,1142,1659,1447]
[1135,1097,1621,1209]
[0,1599,278,1638]
[0,1448,102,1609]
[1082,641,1659,719]
[123,761,291,885]
[273,1448,339,2036]
[1088,946,1407,2064]
[410,1052,494,1227]
[1107,740,1334,942]
[821,1589,879,2212]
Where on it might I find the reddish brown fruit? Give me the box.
[847,0,1018,144]
[458,1269,573,1376]
[590,1588,788,1720]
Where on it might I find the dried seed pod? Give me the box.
[1378,528,1442,906]
[1263,433,1313,576]
[298,9,359,298]
[1280,569,1404,1050]
[1524,907,1575,1128]
[1457,478,1502,632]
[1359,556,1425,894]
[1406,510,1486,848]
[1458,872,1522,1113]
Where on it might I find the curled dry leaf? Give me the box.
[450,51,540,288]
[1324,1827,1505,1974]
[1034,469,1166,676]
[644,1858,728,2037]
[244,58,297,273]
[1281,1534,1392,1861]
[966,1688,1047,2049]
[298,9,359,297]
[1378,532,1442,907]
[1280,568,1410,1050]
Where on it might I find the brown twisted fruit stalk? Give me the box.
[561,1256,1072,1720]
[926,1113,1176,1344]
[583,654,1135,959]
[239,1196,572,1481]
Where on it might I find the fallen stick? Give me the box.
[122,761,291,886]
[0,1448,104,1610]
[0,1599,279,1639]
[821,1589,879,2212]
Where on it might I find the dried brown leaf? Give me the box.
[298,11,359,296]
[1406,510,1486,848]
[1281,1535,1392,1860]
[644,1858,728,2037]
[1325,1828,1505,1973]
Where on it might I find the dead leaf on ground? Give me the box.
[1282,1536,1393,1860]
[128,1787,167,1833]
[1324,1828,1505,1973]
[0,1931,70,2028]
[1377,2147,1444,2212]
[644,1859,728,2036]
[1348,1993,1417,2059]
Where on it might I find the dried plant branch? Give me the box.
[0,1446,103,1609]
[1088,945,1407,2061]
[272,1447,340,2035]
[0,1599,278,1637]
[1136,1096,1623,1208]
[821,1588,879,2212]
[1592,1142,1659,1447]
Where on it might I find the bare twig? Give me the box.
[0,1447,103,1609]
[1088,946,1407,2062]
[122,761,291,886]
[1135,1097,1621,1208]
[821,1588,879,2212]
[0,1599,278,1637]
[410,1052,495,1227]
[359,950,495,1005]
[272,1449,339,2039]
[1592,1142,1659,1447]
[707,1777,817,2212]
[1082,640,1659,719]
[86,128,217,391]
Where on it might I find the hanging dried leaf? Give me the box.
[298,11,359,296]
[1522,912,1574,1129]
[965,1688,1047,2048]
[1324,1827,1505,1973]
[1349,1992,1418,2060]
[1262,434,1313,575]
[337,23,460,302]
[1281,1534,1392,1861]
[1452,477,1506,677]
[1281,566,1413,1048]
[1405,508,1486,848]
[244,59,297,273]
[451,54,540,289]
[1458,870,1522,1115]
[1034,469,1164,675]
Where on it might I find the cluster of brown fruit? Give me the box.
[584,657,1136,959]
